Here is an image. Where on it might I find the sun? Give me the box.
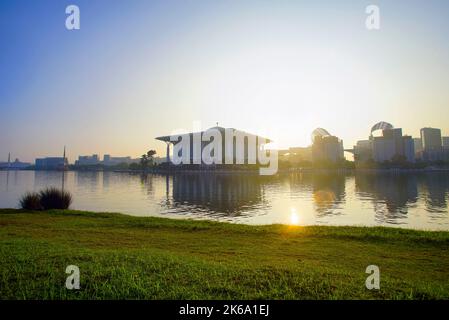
[290,207,301,225]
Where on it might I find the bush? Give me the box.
[19,192,43,210]
[39,188,72,210]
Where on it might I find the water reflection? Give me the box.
[167,174,268,219]
[355,173,449,224]
[420,174,448,211]
[311,174,345,217]
[355,174,418,224]
[76,171,101,192]
[0,171,448,229]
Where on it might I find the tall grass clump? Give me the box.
[19,192,42,210]
[39,188,72,210]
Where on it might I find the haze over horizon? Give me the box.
[1,0,449,163]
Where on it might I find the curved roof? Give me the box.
[371,121,393,133]
[156,127,271,143]
[311,128,331,143]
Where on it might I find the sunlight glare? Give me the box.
[290,207,301,225]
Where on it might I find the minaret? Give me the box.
[7,152,10,170]
[62,146,66,191]
[62,145,68,171]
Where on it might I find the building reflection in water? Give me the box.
[283,173,346,217]
[34,170,66,188]
[310,174,346,217]
[24,170,447,227]
[153,172,448,225]
[355,172,449,224]
[420,173,449,212]
[75,171,101,192]
[162,174,268,220]
[355,173,417,224]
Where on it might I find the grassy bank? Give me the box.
[0,209,448,299]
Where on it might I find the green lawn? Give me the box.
[0,209,448,299]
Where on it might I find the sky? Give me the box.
[1,0,449,163]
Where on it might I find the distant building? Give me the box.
[0,158,31,170]
[311,128,344,163]
[403,136,415,163]
[413,138,423,153]
[420,127,443,161]
[35,157,68,170]
[421,127,442,152]
[442,137,449,149]
[352,122,415,165]
[443,137,449,161]
[102,155,139,166]
[354,140,373,162]
[372,134,396,163]
[278,147,312,163]
[72,154,139,167]
[372,128,415,163]
[75,154,100,166]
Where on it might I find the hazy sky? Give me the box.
[1,0,449,162]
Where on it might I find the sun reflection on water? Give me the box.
[290,207,301,225]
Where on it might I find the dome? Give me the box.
[311,128,331,143]
[371,121,393,134]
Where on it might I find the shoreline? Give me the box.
[2,167,449,174]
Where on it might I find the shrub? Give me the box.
[19,192,42,210]
[39,188,72,210]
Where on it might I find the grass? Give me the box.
[0,208,449,300]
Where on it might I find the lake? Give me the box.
[1,170,448,230]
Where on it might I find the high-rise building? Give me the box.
[353,140,373,162]
[443,137,449,161]
[372,128,415,163]
[312,135,344,163]
[413,138,423,153]
[420,127,442,152]
[420,128,443,161]
[403,136,415,163]
[442,137,449,149]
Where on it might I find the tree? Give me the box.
[146,150,156,167]
[140,154,148,169]
[140,150,157,170]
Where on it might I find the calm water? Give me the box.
[1,170,448,230]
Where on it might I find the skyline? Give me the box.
[2,121,448,164]
[2,0,449,162]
